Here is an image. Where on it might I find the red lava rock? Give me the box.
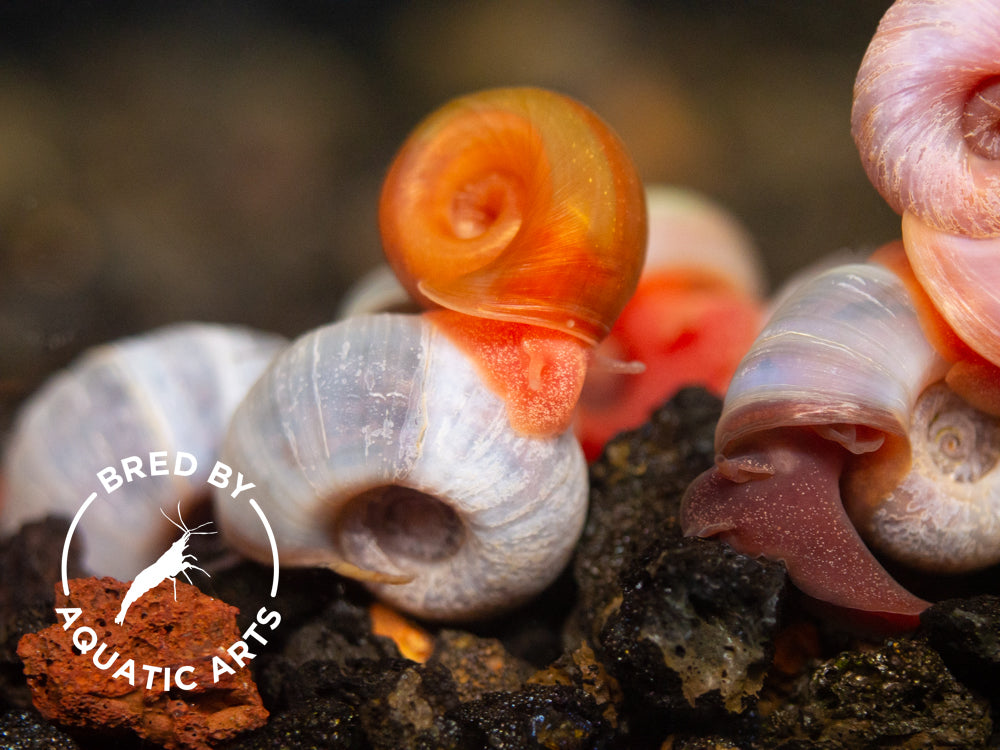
[17,576,268,749]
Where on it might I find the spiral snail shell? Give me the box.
[213,313,587,621]
[852,0,1000,373]
[851,0,1000,238]
[680,258,978,626]
[0,323,285,579]
[379,86,647,347]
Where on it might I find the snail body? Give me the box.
[0,323,285,579]
[681,0,1000,629]
[681,261,949,625]
[214,313,587,620]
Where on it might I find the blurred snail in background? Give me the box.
[574,185,766,461]
[215,87,647,619]
[0,323,285,579]
[682,0,1000,629]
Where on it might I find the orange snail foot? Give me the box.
[426,310,588,438]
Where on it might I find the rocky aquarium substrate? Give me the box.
[2,388,999,749]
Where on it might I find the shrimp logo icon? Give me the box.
[114,503,216,625]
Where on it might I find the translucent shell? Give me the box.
[848,382,1000,574]
[851,0,1000,237]
[0,323,286,579]
[716,263,945,457]
[681,263,952,625]
[215,313,588,621]
[379,86,648,347]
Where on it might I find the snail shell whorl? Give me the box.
[851,0,1000,237]
[215,313,588,621]
[0,323,286,579]
[378,87,647,346]
[901,211,1000,368]
[718,263,946,456]
[854,381,1000,573]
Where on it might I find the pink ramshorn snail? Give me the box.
[681,0,1000,630]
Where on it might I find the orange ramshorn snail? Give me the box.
[0,88,646,623]
[379,86,647,437]
[681,0,1000,629]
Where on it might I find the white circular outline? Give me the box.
[61,491,281,598]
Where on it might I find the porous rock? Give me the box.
[573,388,787,739]
[451,683,615,749]
[0,708,80,749]
[17,577,267,750]
[253,657,463,750]
[920,594,1000,703]
[599,536,785,721]
[428,630,534,702]
[574,387,724,638]
[761,638,993,748]
[528,640,623,728]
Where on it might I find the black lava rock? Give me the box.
[0,709,80,749]
[573,387,724,640]
[761,638,993,748]
[599,535,785,731]
[572,388,787,744]
[0,517,82,711]
[450,683,615,749]
[921,595,1000,703]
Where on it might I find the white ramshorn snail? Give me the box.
[214,313,587,620]
[213,87,644,619]
[0,323,285,579]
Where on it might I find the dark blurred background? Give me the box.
[0,0,898,430]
